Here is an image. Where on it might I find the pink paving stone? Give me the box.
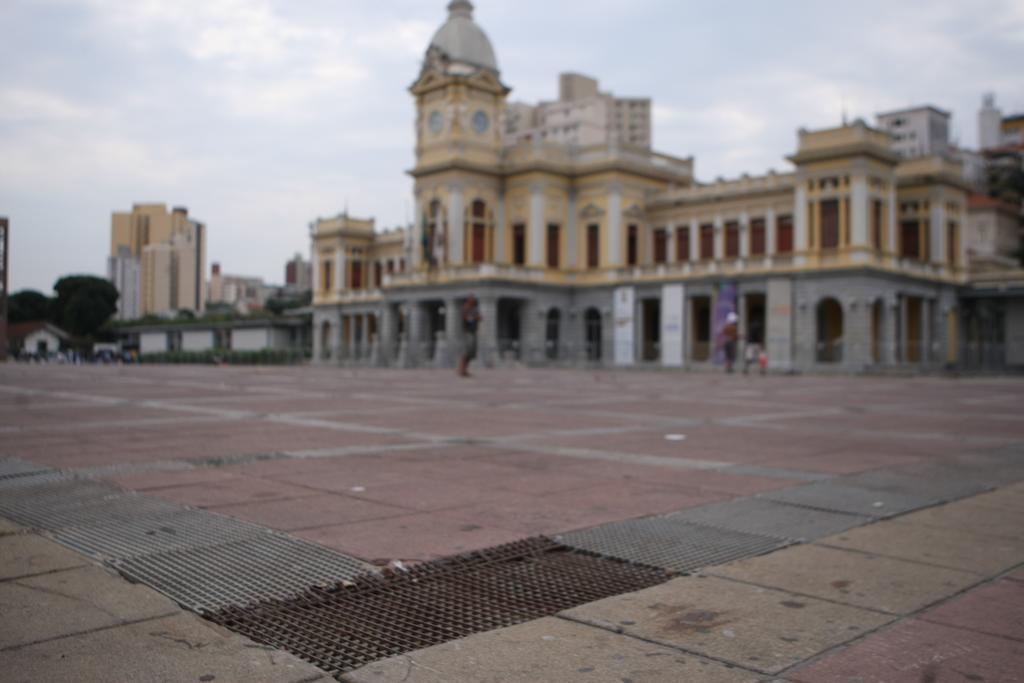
[753,450,927,475]
[340,477,520,512]
[919,579,1024,642]
[293,512,527,564]
[112,468,242,490]
[440,482,729,536]
[207,493,409,531]
[790,618,1024,683]
[146,475,321,508]
[1007,570,1024,584]
[553,460,802,496]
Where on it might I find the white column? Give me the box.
[794,181,809,258]
[851,176,869,247]
[448,186,464,266]
[689,218,699,262]
[713,215,724,261]
[667,222,677,264]
[930,190,946,265]
[739,212,750,258]
[495,193,507,263]
[607,186,622,267]
[766,208,777,256]
[529,183,545,267]
[566,189,578,267]
[887,184,899,255]
[412,195,424,269]
[334,247,346,294]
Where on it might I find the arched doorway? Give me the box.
[585,308,602,361]
[871,299,883,364]
[545,309,560,360]
[816,298,843,363]
[320,321,332,360]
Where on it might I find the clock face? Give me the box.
[472,110,490,134]
[428,111,443,135]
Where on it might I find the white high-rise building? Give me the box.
[107,246,141,321]
[876,106,951,159]
[979,93,1004,150]
[505,73,652,149]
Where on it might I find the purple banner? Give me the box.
[713,282,738,365]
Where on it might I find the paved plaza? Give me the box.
[1,363,1024,681]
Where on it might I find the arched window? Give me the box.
[470,200,488,264]
[425,200,444,266]
[545,309,561,360]
[816,298,844,363]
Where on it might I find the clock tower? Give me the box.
[410,1,509,268]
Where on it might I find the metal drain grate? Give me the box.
[839,465,994,503]
[0,479,120,521]
[557,517,787,572]
[2,492,182,532]
[670,497,870,541]
[762,481,934,518]
[0,457,50,480]
[50,510,269,561]
[115,533,374,613]
[0,470,70,490]
[208,537,670,675]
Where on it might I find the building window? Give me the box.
[387,260,394,274]
[513,224,526,265]
[547,224,561,269]
[653,228,667,264]
[587,224,600,268]
[675,226,690,262]
[820,199,840,249]
[374,261,382,288]
[872,200,883,250]
[627,225,638,266]
[700,224,714,260]
[900,220,920,259]
[947,221,958,267]
[399,258,406,272]
[725,221,740,258]
[750,218,766,256]
[471,200,487,264]
[350,261,362,289]
[322,261,333,291]
[776,215,793,253]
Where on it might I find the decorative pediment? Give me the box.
[466,70,510,95]
[579,203,605,219]
[623,204,646,220]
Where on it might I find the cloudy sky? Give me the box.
[2,0,1022,294]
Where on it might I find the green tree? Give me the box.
[52,276,119,337]
[7,290,54,323]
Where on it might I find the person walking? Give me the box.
[723,311,738,373]
[457,295,481,377]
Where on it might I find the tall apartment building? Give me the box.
[107,246,141,321]
[505,72,652,148]
[285,253,312,292]
[979,94,1024,150]
[876,106,951,159]
[111,204,206,317]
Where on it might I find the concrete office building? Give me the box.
[312,1,1022,372]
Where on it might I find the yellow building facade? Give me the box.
[313,1,974,371]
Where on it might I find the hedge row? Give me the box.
[138,349,309,365]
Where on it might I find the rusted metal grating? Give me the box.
[208,537,670,675]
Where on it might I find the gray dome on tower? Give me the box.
[427,1,499,74]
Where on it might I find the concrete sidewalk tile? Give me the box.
[919,578,1024,641]
[710,544,980,615]
[345,616,760,683]
[0,534,87,580]
[788,618,1024,683]
[2,612,328,683]
[561,575,892,675]
[0,565,178,649]
[896,498,1024,540]
[210,493,409,531]
[821,519,1024,575]
[965,485,1024,513]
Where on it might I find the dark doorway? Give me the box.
[691,296,711,361]
[497,298,523,359]
[545,309,560,359]
[641,298,660,362]
[816,298,843,363]
[585,308,602,361]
